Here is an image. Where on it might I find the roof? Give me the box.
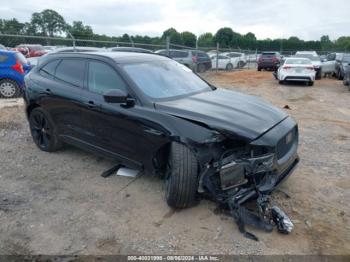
[47,51,169,64]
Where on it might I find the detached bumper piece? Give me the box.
[202,153,295,241]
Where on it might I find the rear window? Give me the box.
[294,54,320,61]
[262,52,277,56]
[170,51,188,58]
[285,58,311,65]
[227,53,241,58]
[55,59,85,87]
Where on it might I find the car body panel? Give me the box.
[0,50,31,88]
[277,58,315,82]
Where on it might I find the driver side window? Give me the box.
[87,61,127,95]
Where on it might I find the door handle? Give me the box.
[84,100,98,109]
[44,88,52,95]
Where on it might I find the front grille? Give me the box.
[276,127,297,159]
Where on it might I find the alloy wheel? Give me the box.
[0,81,16,98]
[30,112,52,149]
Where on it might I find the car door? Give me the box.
[32,58,86,139]
[323,53,336,73]
[80,59,159,166]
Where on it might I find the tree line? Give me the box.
[1,9,349,52]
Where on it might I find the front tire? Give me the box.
[0,79,21,98]
[165,142,199,208]
[29,108,62,152]
[226,63,233,71]
[308,81,314,86]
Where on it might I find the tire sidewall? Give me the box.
[0,79,21,98]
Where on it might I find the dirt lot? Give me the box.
[0,70,349,255]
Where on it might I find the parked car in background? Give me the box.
[210,54,238,70]
[221,52,247,68]
[277,57,315,86]
[257,52,281,71]
[322,52,344,77]
[110,47,153,53]
[336,54,350,80]
[24,51,299,208]
[0,50,31,98]
[15,44,47,58]
[51,46,105,53]
[342,61,350,89]
[294,53,322,79]
[155,49,211,72]
[295,51,318,56]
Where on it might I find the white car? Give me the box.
[222,52,247,68]
[295,51,318,56]
[277,57,316,86]
[210,54,238,70]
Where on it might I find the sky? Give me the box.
[0,0,349,40]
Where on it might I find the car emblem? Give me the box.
[286,132,293,144]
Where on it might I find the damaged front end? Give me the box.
[195,116,299,240]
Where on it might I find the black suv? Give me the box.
[24,52,299,208]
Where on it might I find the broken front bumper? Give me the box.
[201,117,299,205]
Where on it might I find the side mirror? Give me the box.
[103,89,128,103]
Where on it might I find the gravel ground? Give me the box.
[0,70,349,255]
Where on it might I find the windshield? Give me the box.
[294,54,320,61]
[122,60,211,99]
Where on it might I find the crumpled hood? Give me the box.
[155,88,288,141]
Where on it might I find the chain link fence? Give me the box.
[0,33,346,73]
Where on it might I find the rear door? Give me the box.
[35,58,86,138]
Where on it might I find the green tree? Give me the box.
[67,21,93,39]
[214,27,235,48]
[0,18,25,34]
[30,9,66,37]
[320,35,333,51]
[197,32,214,47]
[180,31,196,47]
[161,27,183,45]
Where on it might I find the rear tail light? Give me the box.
[11,60,24,74]
[192,56,197,63]
[282,66,292,70]
[306,66,314,70]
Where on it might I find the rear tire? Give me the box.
[278,80,284,85]
[197,63,206,73]
[308,81,314,86]
[165,142,199,208]
[343,77,349,86]
[29,108,62,152]
[338,70,344,80]
[0,79,21,98]
[257,67,262,71]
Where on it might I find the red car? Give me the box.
[14,44,47,58]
